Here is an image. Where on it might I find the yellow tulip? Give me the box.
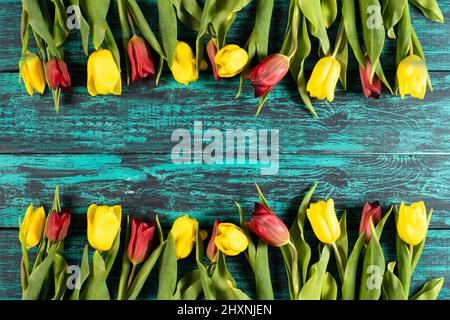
[397,55,428,99]
[19,52,45,96]
[20,204,46,248]
[171,215,197,259]
[214,44,248,78]
[87,49,122,96]
[307,57,341,102]
[397,201,428,245]
[307,198,341,244]
[87,204,122,251]
[214,223,248,256]
[171,41,197,85]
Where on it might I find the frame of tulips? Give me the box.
[18,0,444,116]
[19,183,444,300]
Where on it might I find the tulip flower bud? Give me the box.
[247,54,290,98]
[46,209,71,242]
[359,201,381,244]
[246,203,290,247]
[206,219,220,261]
[206,40,219,80]
[127,35,155,82]
[20,204,46,248]
[171,215,197,259]
[19,52,46,96]
[45,59,71,91]
[307,57,341,102]
[87,49,122,96]
[397,201,428,245]
[397,55,428,99]
[127,217,155,265]
[307,198,341,244]
[214,44,248,78]
[214,223,248,256]
[171,41,198,85]
[87,204,122,252]
[359,56,381,99]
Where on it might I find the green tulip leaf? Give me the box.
[342,0,365,67]
[382,261,406,300]
[69,245,90,300]
[104,229,121,276]
[299,245,331,300]
[173,0,202,31]
[22,245,57,300]
[211,252,251,300]
[410,277,444,300]
[195,0,216,75]
[334,20,348,89]
[157,232,178,300]
[117,215,131,300]
[117,0,131,85]
[195,224,216,300]
[299,0,331,54]
[381,0,405,39]
[289,182,317,286]
[69,0,90,55]
[52,252,68,300]
[83,250,110,300]
[359,220,384,300]
[127,0,164,57]
[23,0,58,57]
[335,210,348,272]
[127,240,166,300]
[321,0,337,28]
[359,0,385,80]
[321,272,338,300]
[409,0,444,23]
[412,209,433,273]
[157,0,177,68]
[342,231,365,300]
[173,269,203,300]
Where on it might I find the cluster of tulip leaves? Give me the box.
[21,0,70,110]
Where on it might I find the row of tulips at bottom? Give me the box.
[19,184,444,300]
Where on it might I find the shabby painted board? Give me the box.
[0,0,449,299]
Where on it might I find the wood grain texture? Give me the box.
[0,153,449,229]
[0,0,449,300]
[0,0,449,72]
[2,71,450,154]
[0,229,448,300]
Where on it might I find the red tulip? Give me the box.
[247,54,289,97]
[359,56,381,99]
[359,201,382,244]
[206,219,220,261]
[127,35,155,82]
[127,217,155,265]
[246,203,290,247]
[45,59,71,91]
[206,40,219,81]
[46,209,71,241]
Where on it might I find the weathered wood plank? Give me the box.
[0,153,449,228]
[0,229,448,299]
[0,0,449,72]
[2,71,450,154]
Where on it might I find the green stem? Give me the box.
[332,22,345,58]
[126,9,137,36]
[287,240,300,299]
[331,242,345,280]
[127,264,137,291]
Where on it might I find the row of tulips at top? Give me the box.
[19,0,443,115]
[20,184,444,300]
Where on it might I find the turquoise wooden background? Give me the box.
[0,0,449,299]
